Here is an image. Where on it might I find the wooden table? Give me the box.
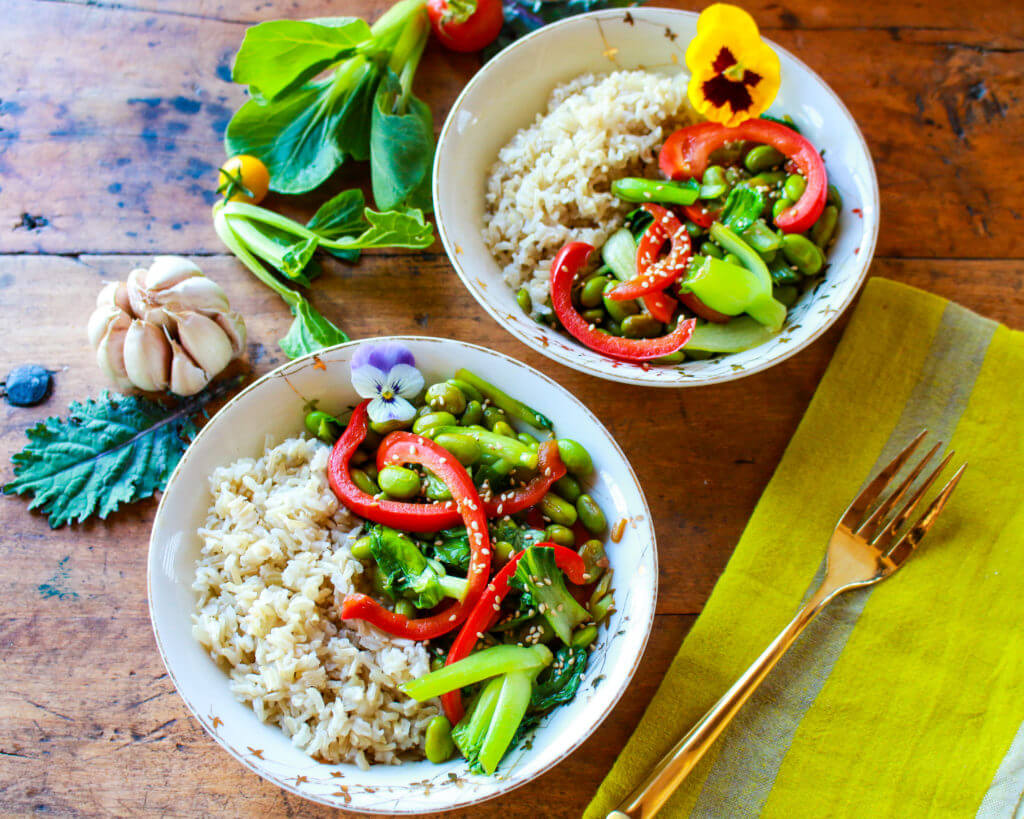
[1,0,1021,815]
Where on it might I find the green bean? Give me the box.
[701,241,724,260]
[571,624,599,649]
[433,426,538,470]
[811,204,839,249]
[425,382,467,416]
[557,439,593,477]
[351,535,373,560]
[395,599,417,619]
[699,165,728,199]
[611,177,700,206]
[517,432,540,449]
[827,183,843,208]
[492,420,517,439]
[494,540,516,562]
[460,400,484,427]
[620,314,663,338]
[433,432,482,466]
[781,233,825,276]
[350,468,379,496]
[783,173,806,202]
[746,170,785,189]
[578,539,607,582]
[455,368,553,431]
[425,715,455,763]
[772,196,794,223]
[378,465,421,499]
[413,411,457,436]
[539,492,578,527]
[744,144,786,172]
[603,280,640,323]
[516,288,532,313]
[553,474,582,503]
[580,275,610,309]
[370,418,409,434]
[544,524,576,547]
[482,405,507,430]
[576,494,607,535]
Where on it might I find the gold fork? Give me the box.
[608,431,967,819]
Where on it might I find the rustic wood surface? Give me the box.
[1,0,1022,815]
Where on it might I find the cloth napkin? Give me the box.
[586,278,1024,818]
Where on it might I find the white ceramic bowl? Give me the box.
[434,7,879,387]
[148,337,657,814]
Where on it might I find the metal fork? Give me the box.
[608,431,967,819]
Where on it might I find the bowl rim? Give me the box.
[432,6,881,388]
[147,335,659,813]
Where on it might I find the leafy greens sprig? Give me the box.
[225,0,434,207]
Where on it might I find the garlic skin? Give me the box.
[87,257,246,396]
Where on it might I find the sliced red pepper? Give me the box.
[550,242,696,362]
[682,203,715,229]
[327,401,463,533]
[660,119,827,234]
[481,440,566,517]
[680,292,731,324]
[334,430,492,641]
[642,290,677,324]
[608,205,692,302]
[441,543,587,723]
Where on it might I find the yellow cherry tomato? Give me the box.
[217,155,270,205]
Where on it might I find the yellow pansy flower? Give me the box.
[685,4,781,127]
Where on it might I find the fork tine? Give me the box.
[855,440,943,540]
[840,430,927,529]
[871,450,955,551]
[885,464,967,565]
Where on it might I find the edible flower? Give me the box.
[685,4,780,127]
[350,343,424,424]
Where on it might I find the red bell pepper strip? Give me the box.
[441,543,587,723]
[550,241,696,362]
[327,401,463,533]
[642,290,677,324]
[660,119,827,234]
[607,205,692,301]
[335,431,493,641]
[680,292,731,324]
[682,203,715,229]
[480,440,566,517]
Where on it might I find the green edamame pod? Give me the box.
[378,466,421,499]
[557,439,594,477]
[571,625,598,649]
[350,468,379,496]
[351,535,373,560]
[516,288,532,313]
[413,411,457,436]
[783,174,806,202]
[576,494,607,535]
[580,275,611,309]
[744,144,786,173]
[620,314,663,339]
[539,493,578,527]
[425,715,456,764]
[461,400,484,427]
[544,524,576,547]
[553,474,582,503]
[433,432,482,466]
[811,205,839,249]
[425,382,467,416]
[781,234,825,276]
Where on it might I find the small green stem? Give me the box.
[212,204,300,309]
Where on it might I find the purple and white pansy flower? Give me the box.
[350,342,425,425]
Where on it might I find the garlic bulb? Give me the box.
[87,256,246,396]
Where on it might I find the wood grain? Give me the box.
[1,0,1022,814]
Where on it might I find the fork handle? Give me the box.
[608,581,840,819]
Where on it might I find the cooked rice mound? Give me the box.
[191,436,438,768]
[482,70,696,312]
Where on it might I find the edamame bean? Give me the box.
[544,524,576,547]
[580,275,611,308]
[425,382,467,415]
[517,432,540,449]
[603,280,640,323]
[773,284,799,307]
[304,410,339,443]
[651,350,686,364]
[423,472,452,500]
[351,535,373,560]
[424,716,455,763]
[363,462,379,481]
[581,307,605,324]
[578,539,607,582]
[491,420,517,439]
[413,411,457,436]
[827,183,842,208]
[571,624,598,649]
[783,173,806,202]
[553,474,582,503]
[769,256,801,286]
[516,288,532,313]
[433,432,481,466]
[744,144,786,173]
[811,204,839,249]
[395,599,416,619]
[772,196,794,222]
[741,220,781,253]
[494,540,515,562]
[701,241,724,259]
[557,439,593,477]
[371,418,409,434]
[746,170,785,189]
[448,378,483,403]
[350,468,379,496]
[539,492,578,527]
[378,466,421,499]
[460,400,484,427]
[620,314,663,338]
[700,164,728,199]
[482,406,507,431]
[576,494,607,535]
[723,252,743,267]
[781,233,825,276]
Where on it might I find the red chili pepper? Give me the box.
[607,205,692,302]
[480,440,566,517]
[660,119,827,234]
[550,242,696,362]
[333,428,492,641]
[441,543,587,723]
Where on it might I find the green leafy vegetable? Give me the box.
[720,186,765,232]
[428,527,472,571]
[368,525,467,608]
[3,379,242,528]
[511,546,590,645]
[279,300,350,359]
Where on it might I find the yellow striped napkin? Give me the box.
[587,278,1024,818]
